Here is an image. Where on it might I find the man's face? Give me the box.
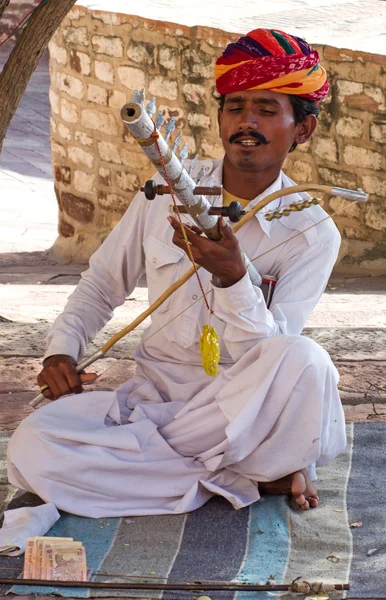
[218,89,302,173]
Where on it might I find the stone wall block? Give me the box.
[60,98,79,124]
[98,191,129,212]
[59,220,75,238]
[201,139,223,159]
[116,171,140,192]
[149,76,178,100]
[68,146,94,168]
[70,50,91,76]
[365,202,386,231]
[49,89,59,114]
[364,85,385,110]
[58,73,84,100]
[291,160,314,183]
[370,122,386,144]
[361,175,386,197]
[337,80,363,99]
[318,167,357,189]
[108,90,127,109]
[314,137,338,163]
[95,60,114,84]
[182,83,206,105]
[99,167,111,186]
[87,84,109,105]
[98,141,122,164]
[49,41,67,65]
[343,145,382,170]
[118,66,146,90]
[55,165,71,185]
[73,170,96,195]
[127,41,154,65]
[158,45,177,71]
[75,131,93,147]
[81,109,118,135]
[61,191,95,223]
[92,35,123,58]
[157,105,185,128]
[63,26,89,47]
[181,48,213,81]
[58,123,71,141]
[188,113,211,130]
[121,149,151,170]
[329,197,361,219]
[336,116,364,139]
[52,142,66,158]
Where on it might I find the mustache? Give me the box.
[229,130,269,145]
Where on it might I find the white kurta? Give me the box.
[7,161,346,517]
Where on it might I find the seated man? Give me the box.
[7,28,346,518]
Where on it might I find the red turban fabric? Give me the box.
[215,28,329,104]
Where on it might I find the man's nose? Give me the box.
[238,108,259,130]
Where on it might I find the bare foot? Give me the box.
[258,469,319,510]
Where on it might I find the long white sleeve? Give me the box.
[44,191,150,362]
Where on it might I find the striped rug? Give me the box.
[1,423,385,599]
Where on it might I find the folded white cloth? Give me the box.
[0,503,60,556]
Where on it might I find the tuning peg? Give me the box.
[188,154,198,176]
[146,97,156,117]
[196,166,205,184]
[172,131,182,153]
[155,110,165,130]
[165,116,176,142]
[179,142,188,165]
[133,88,145,104]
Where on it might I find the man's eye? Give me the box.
[261,110,276,115]
[228,107,242,112]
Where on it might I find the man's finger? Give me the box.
[61,360,83,394]
[218,216,236,240]
[80,372,98,385]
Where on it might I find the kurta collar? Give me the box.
[209,159,283,238]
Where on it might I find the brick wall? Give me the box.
[48,5,386,274]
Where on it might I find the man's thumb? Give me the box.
[80,372,98,384]
[219,216,234,240]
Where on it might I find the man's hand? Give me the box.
[168,216,246,288]
[37,354,97,400]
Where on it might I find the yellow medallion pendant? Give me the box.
[200,324,220,376]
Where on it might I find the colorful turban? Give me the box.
[215,28,329,104]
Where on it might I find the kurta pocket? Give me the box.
[143,235,186,313]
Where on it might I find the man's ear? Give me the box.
[294,114,317,146]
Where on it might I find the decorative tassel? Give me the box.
[200,324,220,376]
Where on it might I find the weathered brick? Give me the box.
[314,138,338,163]
[118,66,146,90]
[345,93,380,112]
[92,35,123,58]
[158,105,185,128]
[361,175,386,197]
[74,131,93,147]
[70,50,91,76]
[95,60,114,84]
[364,85,385,110]
[291,160,314,183]
[158,45,177,71]
[188,112,210,129]
[343,146,382,170]
[68,6,87,20]
[57,73,84,100]
[336,116,364,139]
[55,165,71,185]
[87,84,109,105]
[108,90,127,109]
[59,219,75,238]
[318,167,357,189]
[68,146,94,168]
[99,167,111,187]
[98,141,122,164]
[365,202,386,231]
[337,80,363,99]
[73,170,95,194]
[149,76,178,100]
[58,123,71,141]
[183,83,206,105]
[127,41,154,65]
[49,89,59,114]
[61,192,94,223]
[63,26,89,47]
[81,109,118,135]
[50,117,57,133]
[116,171,140,192]
[370,122,386,144]
[49,41,67,65]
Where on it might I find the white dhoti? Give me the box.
[7,335,346,518]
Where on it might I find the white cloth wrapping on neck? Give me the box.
[0,503,60,556]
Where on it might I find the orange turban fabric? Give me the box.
[215,29,329,104]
